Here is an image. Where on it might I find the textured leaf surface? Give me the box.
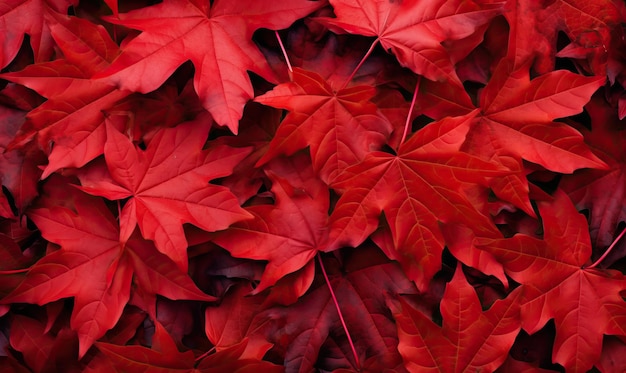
[478,190,626,372]
[77,115,252,271]
[316,0,502,82]
[94,0,324,132]
[389,265,521,372]
[329,111,507,290]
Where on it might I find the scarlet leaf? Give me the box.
[255,68,392,184]
[328,111,507,290]
[77,115,253,271]
[212,153,328,295]
[316,0,502,82]
[1,178,212,358]
[388,265,521,372]
[0,13,129,175]
[94,0,325,133]
[477,189,626,372]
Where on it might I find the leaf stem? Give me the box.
[194,346,216,362]
[317,253,361,371]
[586,226,626,269]
[275,30,293,73]
[0,268,29,274]
[398,76,421,149]
[340,38,380,90]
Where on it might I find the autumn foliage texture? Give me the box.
[1,0,626,372]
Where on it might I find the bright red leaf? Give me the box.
[328,111,507,290]
[1,177,213,358]
[476,189,626,372]
[211,152,328,295]
[388,265,521,372]
[315,0,502,82]
[94,0,325,133]
[254,68,392,184]
[77,115,252,272]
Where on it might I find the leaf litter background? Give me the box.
[1,0,626,372]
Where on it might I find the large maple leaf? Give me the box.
[94,0,325,133]
[254,68,392,184]
[388,265,521,372]
[476,189,626,372]
[0,177,213,358]
[76,115,252,272]
[211,152,328,295]
[328,111,507,290]
[315,0,503,82]
[419,57,607,214]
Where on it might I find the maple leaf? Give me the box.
[96,321,283,373]
[0,13,130,176]
[315,0,503,82]
[77,115,253,272]
[254,68,392,184]
[252,248,417,372]
[0,0,77,69]
[419,57,607,214]
[388,265,521,372]
[94,0,326,133]
[0,177,213,358]
[211,152,328,295]
[560,96,626,253]
[476,189,626,372]
[328,111,508,290]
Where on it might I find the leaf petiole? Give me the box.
[317,253,361,371]
[586,226,626,269]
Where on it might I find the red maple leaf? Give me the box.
[77,115,252,271]
[211,152,328,295]
[476,189,626,372]
[315,0,503,82]
[328,111,507,290]
[419,57,607,214]
[0,12,129,176]
[94,0,325,133]
[254,68,392,184]
[0,177,213,358]
[388,264,521,372]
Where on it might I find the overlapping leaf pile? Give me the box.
[1,0,626,372]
